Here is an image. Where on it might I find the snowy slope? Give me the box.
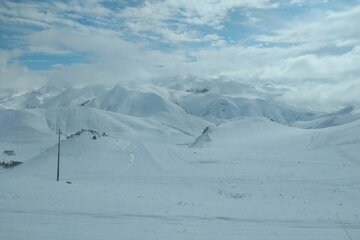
[0,108,56,163]
[292,106,360,128]
[13,132,162,179]
[0,86,64,109]
[0,105,205,165]
[44,106,204,143]
[41,85,106,108]
[87,85,210,136]
[1,116,359,240]
[88,85,177,117]
[0,81,360,240]
[178,93,315,123]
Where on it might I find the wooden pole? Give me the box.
[57,129,61,181]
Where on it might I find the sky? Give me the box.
[0,0,359,110]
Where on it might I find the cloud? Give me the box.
[0,49,46,91]
[288,0,332,7]
[26,28,136,56]
[120,0,277,44]
[20,26,189,85]
[0,0,359,110]
[278,80,360,111]
[256,4,360,45]
[0,0,116,37]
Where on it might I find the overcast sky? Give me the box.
[0,0,359,110]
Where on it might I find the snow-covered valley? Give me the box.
[0,81,359,239]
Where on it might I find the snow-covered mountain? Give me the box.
[0,80,359,164]
[2,80,358,127]
[1,80,360,240]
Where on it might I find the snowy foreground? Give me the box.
[0,82,360,239]
[1,118,359,240]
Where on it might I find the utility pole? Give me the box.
[57,129,61,181]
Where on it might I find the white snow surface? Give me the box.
[0,82,359,240]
